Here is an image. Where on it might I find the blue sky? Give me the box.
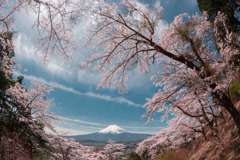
[12,0,200,135]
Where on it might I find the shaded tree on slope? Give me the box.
[0,30,61,159]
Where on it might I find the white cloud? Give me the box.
[13,33,74,81]
[49,125,91,136]
[47,62,74,78]
[18,73,141,107]
[14,34,38,63]
[58,116,107,127]
[85,92,141,107]
[155,20,169,37]
[77,70,101,85]
[49,116,105,135]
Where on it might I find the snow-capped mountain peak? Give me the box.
[99,125,128,134]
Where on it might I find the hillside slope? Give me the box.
[187,102,240,160]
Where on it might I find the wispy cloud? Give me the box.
[49,125,92,136]
[13,33,75,81]
[16,73,141,107]
[58,116,107,127]
[84,92,141,107]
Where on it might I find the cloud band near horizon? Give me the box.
[14,72,141,107]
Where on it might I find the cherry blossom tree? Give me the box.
[48,137,127,160]
[104,140,126,160]
[48,136,106,160]
[79,0,240,137]
[136,117,199,159]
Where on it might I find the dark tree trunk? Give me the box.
[214,93,240,137]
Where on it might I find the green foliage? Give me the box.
[156,151,188,160]
[141,149,150,160]
[128,152,141,160]
[0,31,16,91]
[229,54,240,70]
[0,71,15,91]
[197,0,240,33]
[33,145,55,160]
[229,80,240,103]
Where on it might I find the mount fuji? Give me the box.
[64,125,152,142]
[99,125,128,134]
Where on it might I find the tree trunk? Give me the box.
[215,93,240,137]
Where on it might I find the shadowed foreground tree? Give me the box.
[0,30,57,159]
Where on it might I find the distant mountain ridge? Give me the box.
[64,125,152,142]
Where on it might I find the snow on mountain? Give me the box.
[99,125,128,134]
